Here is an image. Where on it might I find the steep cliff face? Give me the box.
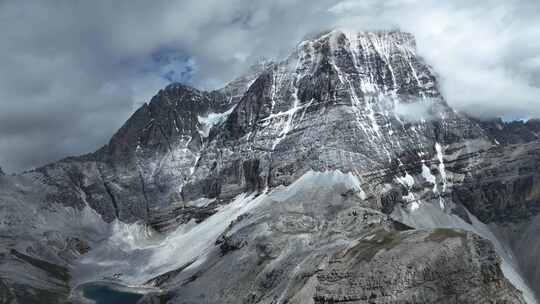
[184,30,483,203]
[475,118,540,145]
[0,30,539,304]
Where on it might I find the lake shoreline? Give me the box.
[70,280,160,304]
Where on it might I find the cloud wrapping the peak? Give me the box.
[0,0,539,172]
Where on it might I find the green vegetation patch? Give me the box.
[425,228,466,243]
[347,230,403,263]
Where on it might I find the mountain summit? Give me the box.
[1,30,540,303]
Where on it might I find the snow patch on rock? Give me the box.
[197,106,235,137]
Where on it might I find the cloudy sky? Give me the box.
[1,0,539,173]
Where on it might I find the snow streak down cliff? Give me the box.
[1,30,540,304]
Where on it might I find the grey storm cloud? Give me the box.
[1,0,539,172]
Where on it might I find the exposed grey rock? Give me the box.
[314,230,525,304]
[450,141,540,223]
[139,172,525,304]
[474,118,540,144]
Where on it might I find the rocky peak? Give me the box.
[101,82,231,162]
[102,29,450,166]
[473,117,540,144]
[176,30,488,207]
[292,29,433,96]
[0,166,4,176]
[229,29,446,131]
[216,29,480,161]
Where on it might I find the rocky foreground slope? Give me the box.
[1,30,540,303]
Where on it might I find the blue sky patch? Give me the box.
[145,49,197,85]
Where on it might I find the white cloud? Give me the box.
[394,99,437,122]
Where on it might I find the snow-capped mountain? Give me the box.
[1,29,540,303]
